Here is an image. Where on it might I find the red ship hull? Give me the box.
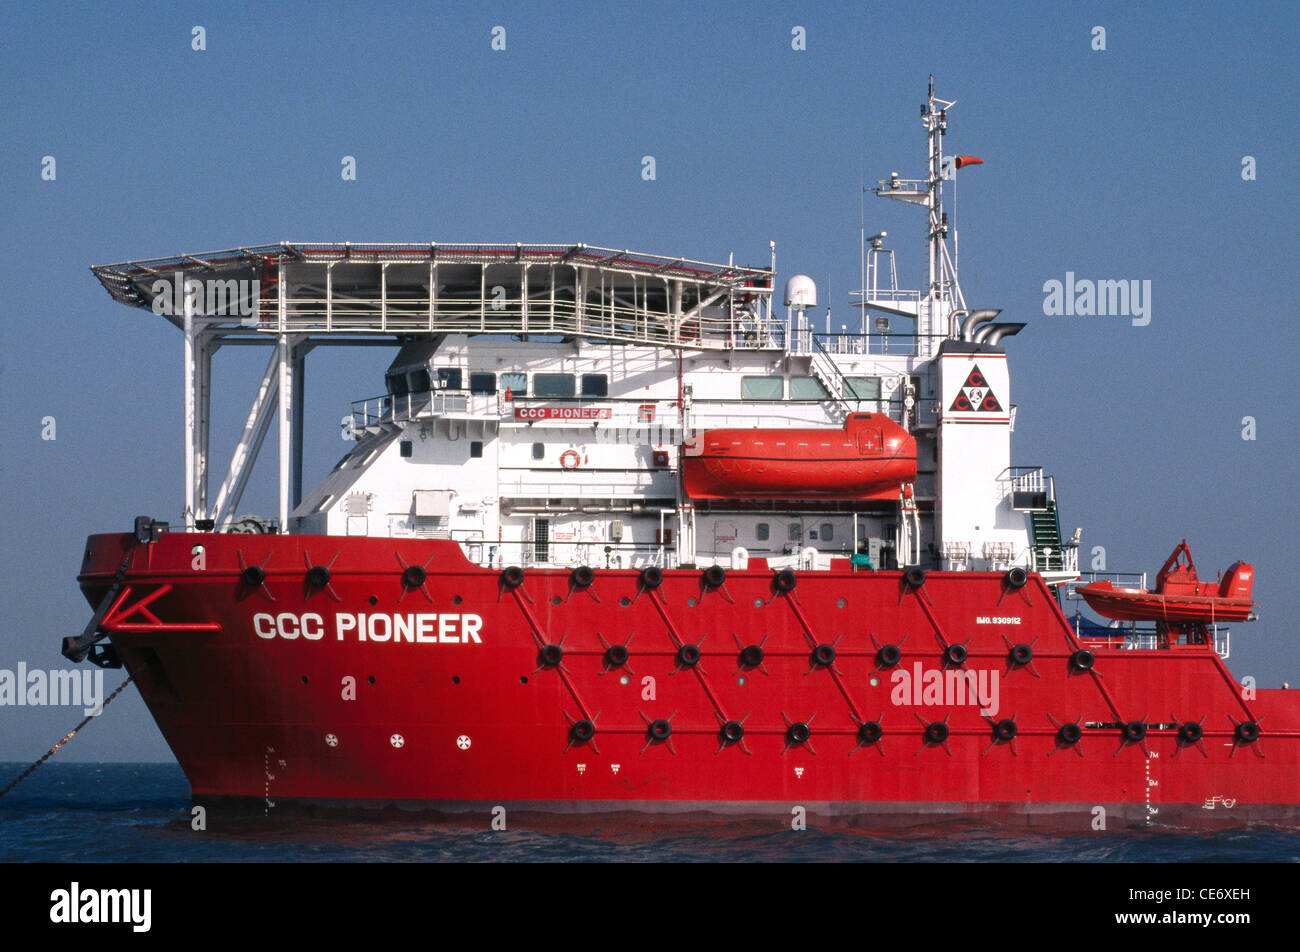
[77,531,1300,825]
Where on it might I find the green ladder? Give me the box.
[1028,500,1064,572]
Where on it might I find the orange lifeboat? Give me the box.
[1077,541,1255,624]
[682,413,917,500]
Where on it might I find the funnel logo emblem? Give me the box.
[949,365,1002,413]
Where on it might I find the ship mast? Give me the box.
[860,75,967,359]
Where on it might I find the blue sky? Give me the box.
[1,0,1296,761]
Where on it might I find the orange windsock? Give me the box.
[954,156,984,169]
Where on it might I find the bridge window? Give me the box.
[790,376,830,400]
[470,372,496,394]
[756,523,770,541]
[845,376,881,400]
[386,371,410,395]
[409,368,431,393]
[534,373,575,398]
[741,376,782,400]
[581,374,608,397]
[435,368,462,391]
[501,372,527,396]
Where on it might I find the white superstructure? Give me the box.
[89,79,1078,583]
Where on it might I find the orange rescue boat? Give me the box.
[1077,540,1255,624]
[682,412,916,500]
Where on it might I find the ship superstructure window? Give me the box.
[386,371,410,395]
[470,441,483,458]
[756,523,770,541]
[581,374,608,397]
[845,376,882,400]
[532,442,544,460]
[534,373,576,398]
[409,368,431,393]
[435,368,462,391]
[501,372,527,396]
[400,441,413,458]
[790,376,830,400]
[470,372,496,394]
[788,523,802,541]
[741,377,783,400]
[820,523,834,541]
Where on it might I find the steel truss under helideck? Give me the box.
[90,243,778,533]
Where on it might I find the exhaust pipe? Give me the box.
[960,308,1000,341]
[979,323,1027,345]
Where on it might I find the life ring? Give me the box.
[560,449,581,470]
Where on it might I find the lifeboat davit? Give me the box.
[682,413,917,500]
[1077,540,1255,624]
